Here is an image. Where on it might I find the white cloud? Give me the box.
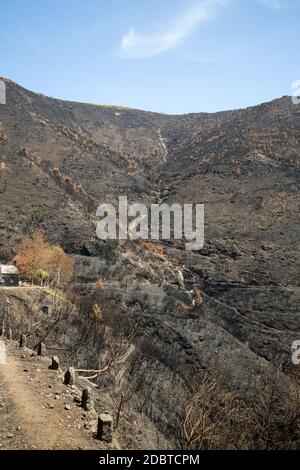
[120,0,230,59]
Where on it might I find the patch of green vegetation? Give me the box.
[44,287,66,300]
[97,104,133,111]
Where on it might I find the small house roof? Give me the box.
[0,265,19,275]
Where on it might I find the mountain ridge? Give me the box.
[0,76,292,116]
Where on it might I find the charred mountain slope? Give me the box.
[0,78,300,446]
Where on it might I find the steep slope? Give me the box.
[0,78,300,448]
[0,335,168,450]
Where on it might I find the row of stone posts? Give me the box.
[0,325,47,356]
[1,325,113,443]
[63,366,113,442]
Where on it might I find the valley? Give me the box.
[0,78,300,449]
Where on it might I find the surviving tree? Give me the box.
[15,231,73,286]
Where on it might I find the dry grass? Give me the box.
[181,303,193,313]
[96,277,105,289]
[140,241,165,256]
[194,288,203,306]
[92,303,103,320]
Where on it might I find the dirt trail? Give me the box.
[0,342,108,450]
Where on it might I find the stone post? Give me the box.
[19,334,26,348]
[64,367,76,386]
[81,386,94,411]
[97,413,113,443]
[38,342,46,357]
[50,356,60,370]
[7,328,13,340]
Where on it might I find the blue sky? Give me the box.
[0,0,299,113]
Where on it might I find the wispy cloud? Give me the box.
[120,0,230,59]
[257,0,300,9]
